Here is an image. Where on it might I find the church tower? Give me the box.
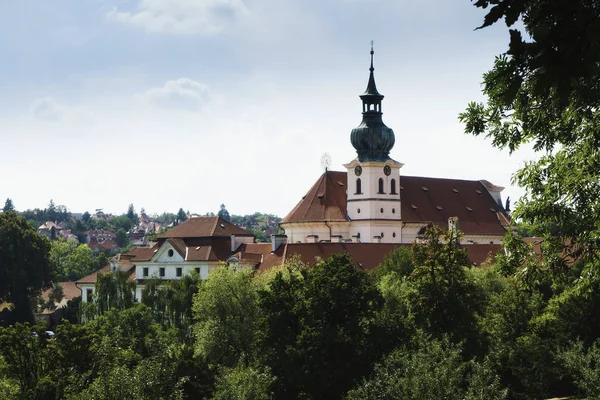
[344,45,403,243]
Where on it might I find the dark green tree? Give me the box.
[0,213,53,322]
[258,253,385,399]
[126,203,137,224]
[406,225,483,355]
[82,211,91,223]
[177,207,187,222]
[2,198,14,213]
[115,228,128,248]
[217,204,230,222]
[460,0,600,265]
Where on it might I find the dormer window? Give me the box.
[356,178,362,194]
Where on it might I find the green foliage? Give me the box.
[230,212,282,242]
[50,239,102,281]
[557,339,600,398]
[377,245,413,279]
[0,355,18,399]
[213,363,274,400]
[217,203,230,222]
[462,0,600,266]
[142,273,200,341]
[126,203,138,224]
[347,336,467,400]
[258,253,386,399]
[0,212,53,322]
[111,215,133,232]
[177,208,187,222]
[405,226,483,354]
[2,198,14,213]
[115,228,129,247]
[193,265,259,367]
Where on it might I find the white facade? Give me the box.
[344,158,404,243]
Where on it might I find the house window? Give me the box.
[356,178,362,194]
[86,289,93,302]
[195,268,201,274]
[168,249,174,257]
[159,267,165,277]
[391,179,397,194]
[378,178,384,194]
[143,267,149,277]
[176,267,182,277]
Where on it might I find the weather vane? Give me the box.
[320,153,332,172]
[371,40,374,51]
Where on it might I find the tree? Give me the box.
[126,203,137,224]
[460,0,600,264]
[82,211,91,223]
[115,228,128,248]
[406,225,482,354]
[111,215,132,232]
[258,254,385,399]
[47,199,57,222]
[2,198,14,213]
[217,204,230,222]
[347,337,468,400]
[193,266,259,368]
[50,240,98,281]
[0,213,53,322]
[177,208,187,222]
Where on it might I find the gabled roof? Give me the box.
[281,171,510,236]
[157,216,252,239]
[76,261,136,285]
[256,242,501,272]
[400,176,509,235]
[282,171,348,224]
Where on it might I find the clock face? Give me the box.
[383,165,391,176]
[354,166,362,176]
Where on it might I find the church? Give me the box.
[280,46,510,246]
[76,48,511,301]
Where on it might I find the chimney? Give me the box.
[271,234,287,252]
[331,234,343,243]
[306,235,319,243]
[448,217,459,232]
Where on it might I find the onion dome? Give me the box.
[350,44,395,162]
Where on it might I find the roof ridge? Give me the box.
[211,216,220,236]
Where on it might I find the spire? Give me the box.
[350,43,395,162]
[363,41,382,97]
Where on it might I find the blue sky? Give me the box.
[0,0,535,217]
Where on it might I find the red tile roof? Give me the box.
[256,242,501,272]
[281,171,510,236]
[282,171,348,223]
[158,216,252,239]
[400,176,509,235]
[41,281,80,302]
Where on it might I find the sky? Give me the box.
[0,0,536,218]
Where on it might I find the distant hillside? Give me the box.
[229,213,282,242]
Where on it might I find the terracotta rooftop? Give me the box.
[157,216,253,239]
[257,242,501,272]
[282,171,348,224]
[282,171,510,236]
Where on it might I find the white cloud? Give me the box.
[135,78,212,110]
[107,0,249,35]
[30,97,94,124]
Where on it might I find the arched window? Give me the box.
[378,178,384,194]
[391,179,397,194]
[356,178,362,194]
